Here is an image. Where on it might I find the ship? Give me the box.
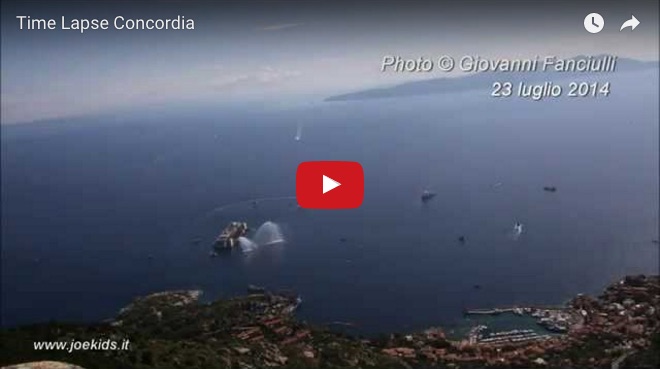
[421,190,437,202]
[214,221,249,249]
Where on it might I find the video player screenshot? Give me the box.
[1,1,658,368]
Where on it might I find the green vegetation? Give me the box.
[623,332,660,369]
[0,291,404,369]
[2,276,659,369]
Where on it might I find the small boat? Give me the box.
[421,190,436,202]
[543,186,557,192]
[513,223,524,234]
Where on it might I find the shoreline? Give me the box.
[1,274,658,368]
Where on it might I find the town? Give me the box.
[1,275,658,369]
[377,274,659,367]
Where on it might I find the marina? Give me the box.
[463,305,579,341]
[468,325,554,345]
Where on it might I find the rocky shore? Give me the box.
[1,275,658,369]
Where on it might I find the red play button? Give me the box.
[296,161,364,209]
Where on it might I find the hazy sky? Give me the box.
[1,0,658,124]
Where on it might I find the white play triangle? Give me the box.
[322,175,341,194]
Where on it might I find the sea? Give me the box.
[2,70,658,336]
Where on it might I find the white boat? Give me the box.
[513,223,524,234]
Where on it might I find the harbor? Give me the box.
[467,325,554,345]
[460,305,581,345]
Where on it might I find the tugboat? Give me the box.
[421,190,437,202]
[214,222,249,249]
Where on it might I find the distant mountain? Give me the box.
[325,56,659,102]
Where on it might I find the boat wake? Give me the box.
[511,222,524,240]
[206,196,296,216]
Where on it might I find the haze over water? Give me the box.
[1,70,658,335]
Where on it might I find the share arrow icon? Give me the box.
[620,15,640,31]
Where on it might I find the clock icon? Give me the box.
[584,13,604,33]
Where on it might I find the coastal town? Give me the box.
[376,275,659,367]
[1,275,658,369]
